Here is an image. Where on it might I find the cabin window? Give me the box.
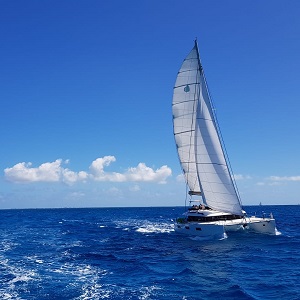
[185,226,190,229]
[187,214,242,223]
[196,227,202,231]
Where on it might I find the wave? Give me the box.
[0,256,38,300]
[78,252,117,261]
[208,284,257,299]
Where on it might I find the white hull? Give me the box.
[175,209,278,238]
[175,222,226,239]
[223,217,277,234]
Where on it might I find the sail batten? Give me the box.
[172,41,242,216]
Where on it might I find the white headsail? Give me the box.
[172,41,242,215]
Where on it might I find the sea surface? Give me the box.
[0,205,299,300]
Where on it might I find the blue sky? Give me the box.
[1,0,300,208]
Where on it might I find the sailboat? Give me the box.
[172,40,277,238]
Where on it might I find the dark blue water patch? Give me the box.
[0,206,299,299]
[208,284,257,299]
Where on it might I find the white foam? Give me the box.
[139,285,161,299]
[136,223,174,234]
[189,232,227,241]
[0,240,18,253]
[52,263,111,300]
[35,259,43,264]
[0,256,37,300]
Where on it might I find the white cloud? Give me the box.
[62,169,89,184]
[124,163,171,184]
[68,191,85,198]
[268,176,300,182]
[106,187,123,197]
[255,175,300,187]
[176,174,185,182]
[129,185,141,192]
[5,160,61,183]
[4,159,88,184]
[89,156,116,178]
[4,156,172,185]
[234,174,252,180]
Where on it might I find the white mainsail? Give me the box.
[172,41,242,215]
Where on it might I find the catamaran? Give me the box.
[172,40,277,238]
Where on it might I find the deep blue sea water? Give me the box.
[0,205,299,300]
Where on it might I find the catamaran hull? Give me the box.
[247,218,277,234]
[224,217,277,235]
[175,222,226,239]
[175,217,277,238]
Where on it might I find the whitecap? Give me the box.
[35,259,43,264]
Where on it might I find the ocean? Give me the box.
[0,205,299,300]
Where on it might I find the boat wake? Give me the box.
[135,222,174,234]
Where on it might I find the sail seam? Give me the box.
[184,57,197,61]
[174,129,195,135]
[174,83,198,89]
[177,69,197,74]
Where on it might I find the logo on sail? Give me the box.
[184,85,190,93]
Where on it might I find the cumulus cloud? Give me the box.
[4,159,88,184]
[89,156,116,178]
[124,163,171,184]
[4,156,172,185]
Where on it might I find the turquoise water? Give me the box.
[0,205,299,299]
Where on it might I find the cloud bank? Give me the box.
[4,156,172,184]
